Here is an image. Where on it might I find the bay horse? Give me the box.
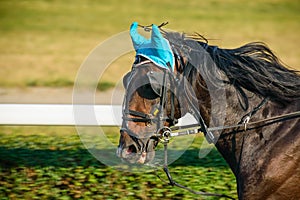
[117,28,300,199]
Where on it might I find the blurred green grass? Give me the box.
[0,0,299,87]
[0,126,237,199]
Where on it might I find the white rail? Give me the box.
[0,104,122,126]
[0,104,196,126]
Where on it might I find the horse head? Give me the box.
[116,58,184,164]
[116,22,211,164]
[116,22,184,164]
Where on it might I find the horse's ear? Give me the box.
[146,71,165,96]
[123,72,131,88]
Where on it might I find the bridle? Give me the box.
[121,59,176,154]
[121,58,300,199]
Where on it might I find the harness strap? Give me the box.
[122,117,151,123]
[123,110,152,123]
[182,76,216,143]
[126,110,150,119]
[239,97,269,125]
[126,110,149,118]
[123,109,172,124]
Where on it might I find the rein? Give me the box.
[154,110,300,200]
[167,110,300,138]
[156,128,235,200]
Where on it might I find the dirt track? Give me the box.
[0,87,124,104]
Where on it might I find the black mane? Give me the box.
[163,31,300,108]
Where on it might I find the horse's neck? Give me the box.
[214,88,259,173]
[216,88,298,170]
[215,87,300,199]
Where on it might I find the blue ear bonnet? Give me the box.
[130,22,175,71]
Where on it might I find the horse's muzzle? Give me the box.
[116,130,157,164]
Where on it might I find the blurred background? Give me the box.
[0,0,299,199]
[0,0,299,103]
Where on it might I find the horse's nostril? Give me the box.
[127,144,137,154]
